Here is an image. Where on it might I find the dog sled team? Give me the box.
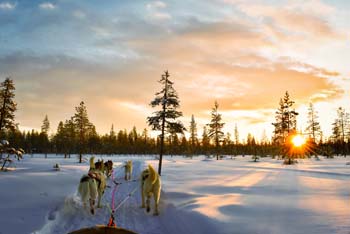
[78,157,161,216]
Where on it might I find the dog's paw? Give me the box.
[146,207,150,213]
[90,209,95,215]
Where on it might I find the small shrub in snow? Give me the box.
[53,163,60,171]
[252,155,259,162]
[0,142,25,171]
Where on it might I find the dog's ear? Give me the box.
[100,160,105,171]
[90,156,95,169]
[148,164,157,184]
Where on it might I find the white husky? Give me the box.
[140,164,161,215]
[124,160,133,180]
[78,157,106,214]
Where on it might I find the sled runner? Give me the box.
[68,225,137,234]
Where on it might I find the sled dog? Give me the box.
[104,160,113,178]
[124,160,133,180]
[78,156,106,214]
[140,164,161,215]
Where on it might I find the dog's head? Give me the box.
[141,165,158,184]
[125,160,132,169]
[141,169,150,181]
[104,160,113,170]
[94,160,103,171]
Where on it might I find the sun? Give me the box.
[292,134,305,147]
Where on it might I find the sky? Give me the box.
[0,0,349,142]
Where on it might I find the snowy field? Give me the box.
[0,154,349,234]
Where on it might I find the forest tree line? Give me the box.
[0,76,350,159]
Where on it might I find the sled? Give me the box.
[68,225,137,234]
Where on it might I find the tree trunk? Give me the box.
[158,113,165,176]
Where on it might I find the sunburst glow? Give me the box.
[292,135,306,147]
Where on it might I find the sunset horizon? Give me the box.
[1,0,349,141]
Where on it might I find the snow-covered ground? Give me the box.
[0,154,349,234]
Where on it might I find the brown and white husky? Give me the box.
[78,157,106,214]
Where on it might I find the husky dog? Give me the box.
[124,160,133,180]
[140,165,161,215]
[78,157,106,214]
[104,160,113,178]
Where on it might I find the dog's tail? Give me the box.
[100,159,105,172]
[148,164,157,184]
[90,156,95,170]
[78,177,90,202]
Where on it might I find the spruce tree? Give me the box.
[207,101,225,160]
[40,115,50,158]
[73,101,94,163]
[64,118,76,158]
[189,114,198,155]
[201,126,210,156]
[107,124,117,154]
[41,115,50,134]
[272,91,298,144]
[305,103,322,143]
[0,77,17,137]
[234,123,239,145]
[53,121,66,156]
[147,70,185,175]
[332,107,349,156]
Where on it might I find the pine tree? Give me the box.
[73,101,94,163]
[207,101,225,160]
[0,77,17,137]
[86,125,100,154]
[260,129,268,144]
[107,124,117,154]
[234,123,239,145]
[41,115,50,134]
[332,107,349,156]
[272,91,298,144]
[40,115,50,158]
[65,118,76,158]
[305,103,322,143]
[53,121,65,156]
[189,114,198,155]
[201,126,210,156]
[147,71,185,175]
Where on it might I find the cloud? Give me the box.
[152,12,171,20]
[39,2,56,10]
[146,1,171,21]
[146,1,167,10]
[73,10,86,19]
[0,2,16,10]
[235,1,343,42]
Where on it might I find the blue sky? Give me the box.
[0,0,349,141]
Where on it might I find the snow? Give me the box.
[0,155,349,234]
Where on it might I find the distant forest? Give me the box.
[0,76,349,159]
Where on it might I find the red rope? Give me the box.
[108,169,117,227]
